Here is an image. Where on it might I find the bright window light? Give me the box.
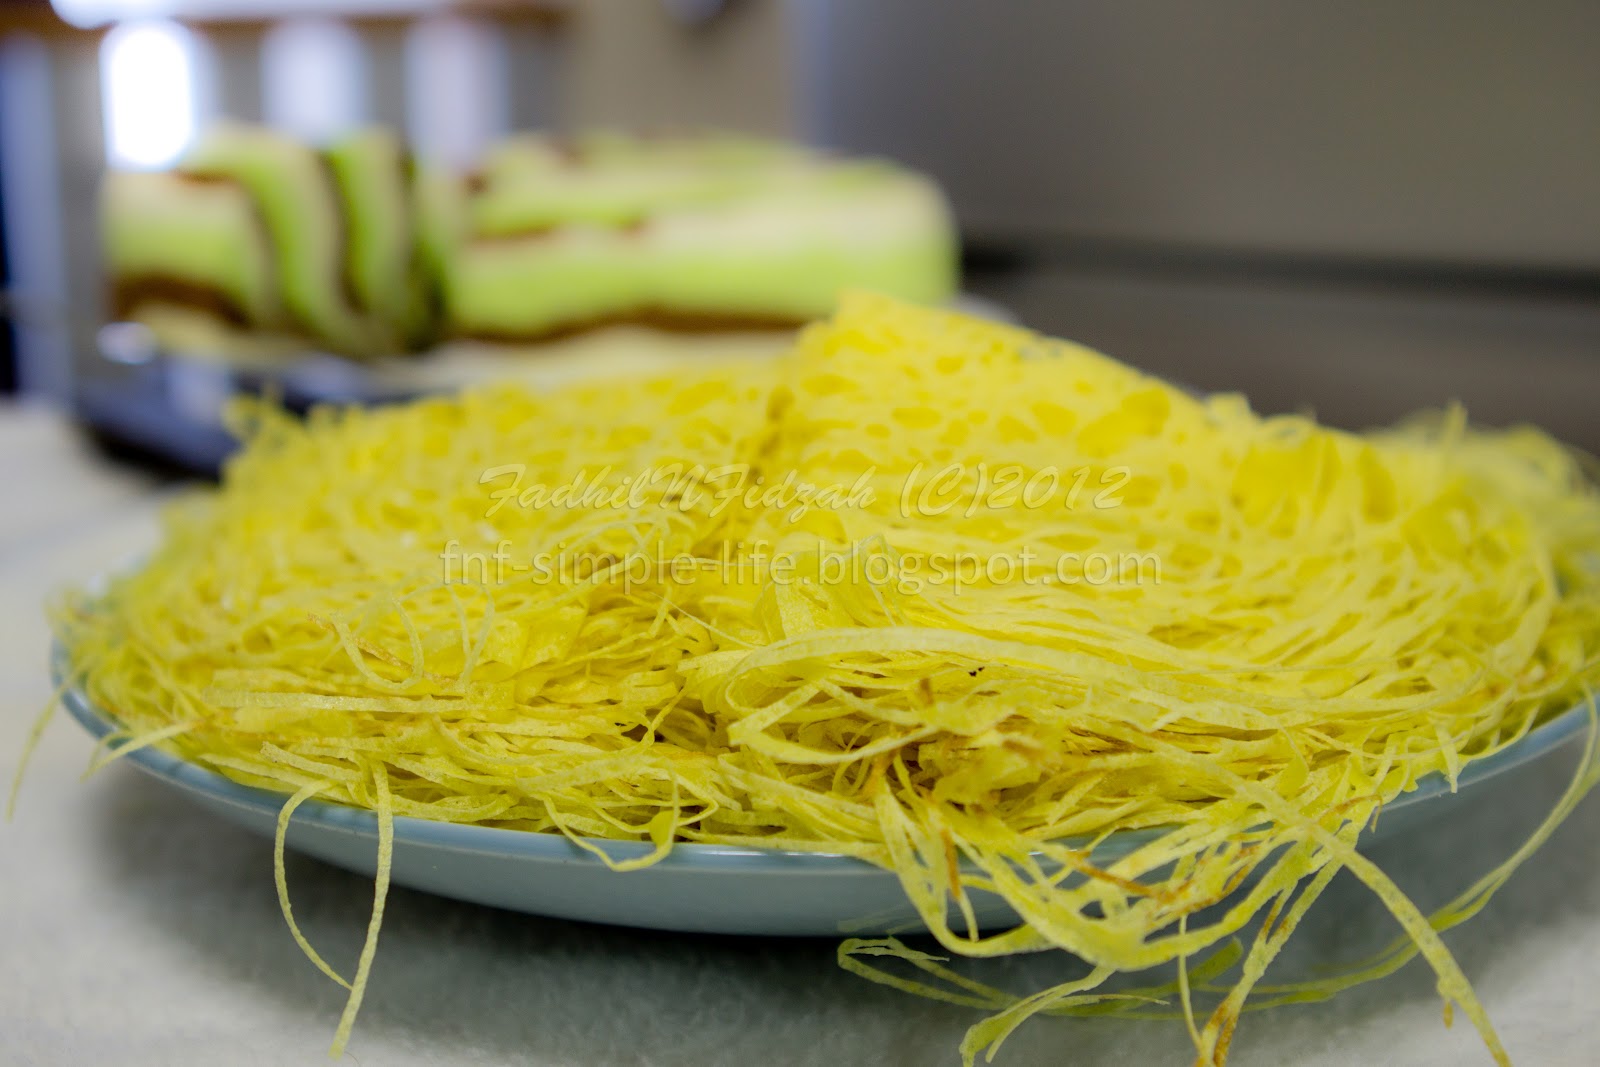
[262,18,367,144]
[100,20,199,169]
[405,17,508,169]
[53,1,166,32]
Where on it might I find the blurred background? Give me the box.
[1,0,1598,458]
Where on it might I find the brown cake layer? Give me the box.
[458,307,808,345]
[110,277,252,327]
[468,217,653,243]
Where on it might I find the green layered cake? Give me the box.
[102,125,959,355]
[438,132,957,340]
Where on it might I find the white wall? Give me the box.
[797,0,1600,270]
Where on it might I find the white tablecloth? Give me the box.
[2,404,1596,1067]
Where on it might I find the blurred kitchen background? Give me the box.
[1,0,1597,455]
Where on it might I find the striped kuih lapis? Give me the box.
[101,124,959,358]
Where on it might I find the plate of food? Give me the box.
[41,295,1600,1064]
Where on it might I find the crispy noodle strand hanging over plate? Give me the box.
[39,294,1600,1063]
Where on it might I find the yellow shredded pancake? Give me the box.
[46,294,1600,1063]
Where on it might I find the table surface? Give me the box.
[2,402,1597,1067]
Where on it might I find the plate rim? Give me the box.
[52,640,1595,873]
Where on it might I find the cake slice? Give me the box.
[103,124,442,358]
[322,128,433,352]
[101,169,279,335]
[179,123,378,356]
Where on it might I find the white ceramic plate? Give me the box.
[54,646,1592,936]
